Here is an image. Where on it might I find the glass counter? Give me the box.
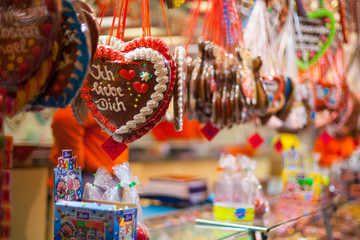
[145,204,250,239]
[150,223,249,240]
[145,198,360,240]
[196,198,360,239]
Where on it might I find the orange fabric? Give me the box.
[313,133,357,166]
[50,106,128,173]
[151,115,203,141]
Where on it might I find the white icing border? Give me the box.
[114,47,169,134]
[98,36,125,51]
[174,47,186,131]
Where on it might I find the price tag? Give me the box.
[101,137,128,161]
[319,131,333,144]
[200,121,219,141]
[248,133,264,149]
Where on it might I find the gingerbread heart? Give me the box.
[29,0,91,108]
[81,36,175,143]
[294,9,336,70]
[173,46,186,131]
[262,75,285,114]
[0,0,60,86]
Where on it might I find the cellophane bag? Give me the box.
[238,155,269,218]
[83,167,116,201]
[111,163,150,240]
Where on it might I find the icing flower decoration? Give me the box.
[140,71,152,82]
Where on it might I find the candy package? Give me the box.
[100,163,150,240]
[114,163,149,240]
[83,167,117,201]
[213,153,268,222]
[237,155,269,220]
[54,150,82,202]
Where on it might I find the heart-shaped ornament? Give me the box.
[294,9,336,70]
[173,46,186,131]
[29,0,91,109]
[0,0,60,86]
[81,36,175,143]
[262,75,285,114]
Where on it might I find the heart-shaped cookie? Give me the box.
[173,46,186,131]
[7,34,60,114]
[81,37,175,143]
[29,0,91,108]
[262,75,285,114]
[0,0,60,86]
[294,9,336,70]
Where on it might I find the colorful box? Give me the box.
[54,200,137,240]
[54,168,82,202]
[281,169,326,202]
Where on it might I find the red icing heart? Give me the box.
[119,69,135,80]
[133,82,148,93]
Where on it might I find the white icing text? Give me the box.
[90,64,115,81]
[95,97,126,112]
[0,38,27,60]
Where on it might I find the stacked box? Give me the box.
[54,200,137,240]
[54,150,82,202]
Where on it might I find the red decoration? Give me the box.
[19,63,28,76]
[101,137,128,161]
[320,131,333,144]
[133,82,148,93]
[136,226,150,240]
[274,140,283,153]
[42,23,52,36]
[248,133,264,149]
[32,46,41,57]
[119,69,135,80]
[200,121,219,141]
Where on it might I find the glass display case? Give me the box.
[145,198,360,240]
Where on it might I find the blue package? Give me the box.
[54,168,82,203]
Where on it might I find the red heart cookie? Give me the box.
[0,0,60,86]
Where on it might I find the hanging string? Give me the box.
[146,0,151,36]
[116,0,129,40]
[108,0,122,45]
[184,0,203,52]
[204,0,214,41]
[223,0,231,52]
[201,0,211,37]
[231,0,244,47]
[99,0,109,27]
[159,0,174,54]
[141,0,147,37]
